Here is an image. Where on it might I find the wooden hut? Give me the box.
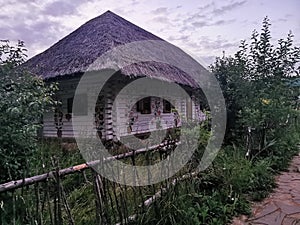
[23,11,207,141]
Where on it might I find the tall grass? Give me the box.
[0,120,299,225]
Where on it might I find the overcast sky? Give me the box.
[1,0,299,68]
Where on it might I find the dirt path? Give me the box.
[232,153,300,225]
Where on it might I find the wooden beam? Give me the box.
[0,141,178,193]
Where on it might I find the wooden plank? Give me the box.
[0,141,178,193]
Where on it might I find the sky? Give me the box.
[1,0,299,68]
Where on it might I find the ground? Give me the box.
[232,153,300,225]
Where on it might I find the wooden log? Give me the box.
[115,171,199,225]
[0,141,178,193]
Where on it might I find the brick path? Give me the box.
[232,153,300,225]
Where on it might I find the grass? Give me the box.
[134,122,300,225]
[0,121,299,225]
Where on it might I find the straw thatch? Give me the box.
[23,11,200,87]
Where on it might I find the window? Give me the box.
[68,94,88,115]
[136,97,151,114]
[67,97,73,113]
[163,99,172,113]
[186,98,192,119]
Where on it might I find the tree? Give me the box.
[211,17,300,154]
[0,40,57,183]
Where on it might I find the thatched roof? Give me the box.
[23,11,201,87]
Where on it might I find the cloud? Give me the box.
[188,19,235,29]
[42,0,83,16]
[167,35,189,42]
[183,12,208,25]
[130,0,139,6]
[12,20,62,45]
[212,19,235,26]
[277,18,288,23]
[199,55,218,67]
[0,0,18,8]
[211,0,247,15]
[0,8,65,58]
[191,21,208,28]
[198,2,215,11]
[184,0,245,26]
[113,8,135,16]
[1,0,297,66]
[182,0,246,29]
[151,16,171,24]
[0,15,10,20]
[180,13,208,32]
[0,0,93,58]
[151,7,168,15]
[180,2,240,31]
[185,37,238,52]
[178,37,239,67]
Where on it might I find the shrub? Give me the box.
[0,40,57,182]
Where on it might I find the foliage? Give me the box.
[0,126,299,225]
[137,147,252,225]
[0,40,57,183]
[211,17,300,152]
[0,141,85,225]
[212,147,275,201]
[134,17,300,225]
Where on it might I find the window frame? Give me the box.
[136,97,151,114]
[163,99,172,113]
[67,93,88,116]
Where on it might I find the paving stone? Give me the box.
[232,155,300,225]
[274,201,300,215]
[250,201,278,219]
[273,193,293,200]
[289,212,300,220]
[291,190,300,198]
[277,184,293,192]
[282,216,298,225]
[248,210,285,225]
[248,222,267,225]
[278,175,293,183]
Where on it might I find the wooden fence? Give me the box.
[0,139,199,225]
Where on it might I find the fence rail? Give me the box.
[0,140,178,193]
[0,139,194,225]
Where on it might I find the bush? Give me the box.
[0,40,57,182]
[211,17,300,152]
